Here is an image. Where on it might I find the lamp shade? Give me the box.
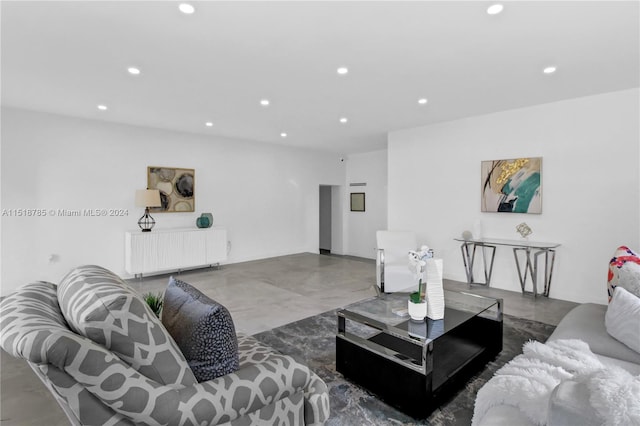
[135,189,161,208]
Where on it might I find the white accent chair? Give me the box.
[376,230,418,293]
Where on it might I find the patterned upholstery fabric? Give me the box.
[0,271,330,425]
[0,281,133,425]
[57,265,197,388]
[607,246,640,302]
[236,334,330,426]
[162,277,239,382]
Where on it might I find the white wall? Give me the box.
[388,89,640,304]
[344,150,388,259]
[1,108,346,295]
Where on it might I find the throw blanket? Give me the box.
[472,339,640,426]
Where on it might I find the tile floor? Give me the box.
[0,253,580,425]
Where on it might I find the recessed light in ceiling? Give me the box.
[205,122,213,127]
[127,67,141,75]
[280,132,288,138]
[337,67,349,75]
[543,66,557,74]
[97,104,108,111]
[260,99,270,106]
[418,98,428,105]
[178,3,195,14]
[487,4,504,15]
[339,117,348,124]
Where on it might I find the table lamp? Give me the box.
[135,189,161,232]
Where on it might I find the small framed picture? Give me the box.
[350,192,365,212]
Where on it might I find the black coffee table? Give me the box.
[336,290,503,418]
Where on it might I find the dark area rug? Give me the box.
[253,309,555,426]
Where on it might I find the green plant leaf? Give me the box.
[142,292,164,318]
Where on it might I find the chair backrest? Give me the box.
[376,231,417,264]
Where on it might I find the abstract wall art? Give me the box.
[147,166,195,212]
[481,157,541,213]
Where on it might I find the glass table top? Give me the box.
[338,290,500,343]
[454,237,560,249]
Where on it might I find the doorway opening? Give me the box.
[319,185,343,255]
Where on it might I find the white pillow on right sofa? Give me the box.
[605,286,640,353]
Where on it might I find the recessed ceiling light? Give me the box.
[97,104,108,111]
[543,66,557,74]
[487,4,504,15]
[339,117,348,124]
[178,3,195,14]
[418,98,428,105]
[337,67,349,75]
[260,99,270,106]
[205,122,213,127]
[127,67,141,75]
[280,132,288,138]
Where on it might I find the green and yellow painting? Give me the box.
[481,157,542,214]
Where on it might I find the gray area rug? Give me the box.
[253,309,555,426]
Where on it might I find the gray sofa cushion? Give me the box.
[162,277,239,382]
[548,303,640,365]
[57,265,197,387]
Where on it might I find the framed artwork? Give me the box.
[350,192,365,212]
[147,166,195,212]
[481,157,541,213]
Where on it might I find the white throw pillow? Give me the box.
[605,286,640,353]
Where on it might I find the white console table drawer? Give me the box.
[125,227,227,275]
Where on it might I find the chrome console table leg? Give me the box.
[534,248,556,297]
[460,242,496,287]
[514,247,556,297]
[513,247,534,295]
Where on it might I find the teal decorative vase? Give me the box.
[196,213,213,228]
[201,213,213,226]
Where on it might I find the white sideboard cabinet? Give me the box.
[125,227,227,276]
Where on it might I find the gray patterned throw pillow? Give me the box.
[162,276,240,382]
[57,265,197,388]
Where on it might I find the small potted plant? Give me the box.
[407,246,433,321]
[143,291,164,318]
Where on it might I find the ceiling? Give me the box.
[2,1,638,155]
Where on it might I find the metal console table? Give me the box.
[454,238,560,297]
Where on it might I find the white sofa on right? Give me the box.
[474,246,640,426]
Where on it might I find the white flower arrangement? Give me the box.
[408,245,433,303]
